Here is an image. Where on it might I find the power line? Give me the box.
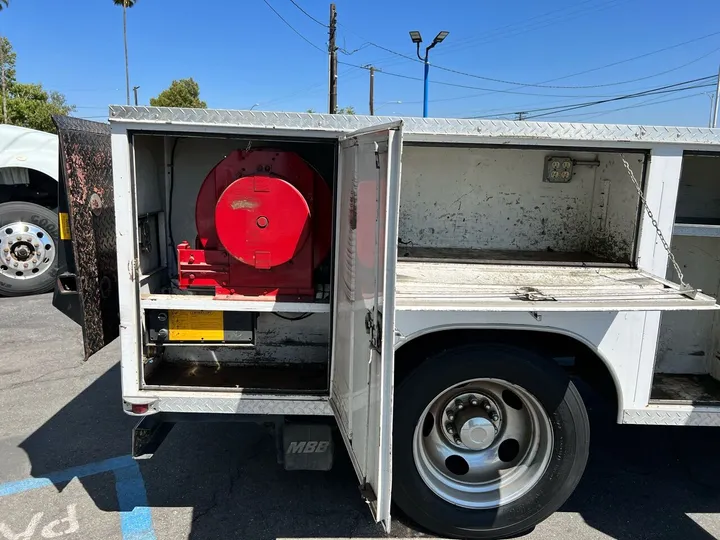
[432,0,600,52]
[362,29,720,90]
[438,0,630,57]
[471,77,714,119]
[492,77,717,120]
[549,91,709,121]
[261,0,325,53]
[337,13,720,91]
[287,0,327,27]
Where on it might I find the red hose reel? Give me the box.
[177,149,332,298]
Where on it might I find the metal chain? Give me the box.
[620,154,689,290]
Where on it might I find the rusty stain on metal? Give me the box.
[55,116,118,360]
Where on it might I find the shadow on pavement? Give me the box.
[16,361,720,540]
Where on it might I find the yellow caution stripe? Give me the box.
[59,212,71,240]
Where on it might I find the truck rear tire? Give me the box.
[393,342,590,539]
[0,202,58,297]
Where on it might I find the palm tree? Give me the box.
[0,0,8,122]
[113,0,137,105]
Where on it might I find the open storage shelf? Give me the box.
[140,293,330,313]
[673,217,720,238]
[650,374,720,405]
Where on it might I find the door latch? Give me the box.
[365,308,383,351]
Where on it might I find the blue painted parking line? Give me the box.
[0,454,156,540]
[114,461,156,540]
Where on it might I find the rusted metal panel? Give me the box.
[53,116,119,360]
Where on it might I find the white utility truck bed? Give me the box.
[51,108,720,539]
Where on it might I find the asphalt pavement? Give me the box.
[1,293,720,540]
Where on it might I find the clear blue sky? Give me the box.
[3,0,720,126]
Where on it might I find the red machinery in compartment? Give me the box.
[177,149,332,298]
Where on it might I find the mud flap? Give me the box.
[51,116,119,360]
[282,423,334,471]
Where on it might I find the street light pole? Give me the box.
[409,30,449,118]
[712,64,720,129]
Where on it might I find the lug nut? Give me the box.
[470,398,479,407]
[482,400,491,411]
[2,248,7,253]
[455,400,465,410]
[454,436,462,444]
[23,263,28,268]
[446,424,454,435]
[490,412,499,422]
[13,262,18,267]
[447,413,455,421]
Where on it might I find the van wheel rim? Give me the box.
[0,221,56,281]
[413,378,554,509]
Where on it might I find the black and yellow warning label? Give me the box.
[168,310,224,341]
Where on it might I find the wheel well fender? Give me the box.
[0,167,58,208]
[394,327,621,417]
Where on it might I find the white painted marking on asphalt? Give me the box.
[0,505,79,540]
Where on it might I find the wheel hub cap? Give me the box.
[460,417,495,450]
[413,378,554,509]
[0,221,55,280]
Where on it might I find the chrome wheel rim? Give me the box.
[413,378,553,509]
[0,221,56,281]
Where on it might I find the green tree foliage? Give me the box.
[7,82,75,133]
[1,39,74,132]
[306,106,355,114]
[1,36,16,83]
[0,1,8,11]
[150,78,207,108]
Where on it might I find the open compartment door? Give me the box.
[330,121,403,531]
[52,116,119,360]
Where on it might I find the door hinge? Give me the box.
[359,482,378,504]
[365,308,383,351]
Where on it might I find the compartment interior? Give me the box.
[397,145,644,265]
[655,154,720,401]
[130,134,650,395]
[132,134,336,394]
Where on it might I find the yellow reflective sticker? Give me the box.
[168,310,224,341]
[59,212,71,240]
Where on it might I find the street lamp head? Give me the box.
[433,31,449,44]
[409,31,423,44]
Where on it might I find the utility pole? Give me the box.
[328,4,338,114]
[516,112,527,121]
[133,86,140,106]
[363,65,376,115]
[712,64,720,129]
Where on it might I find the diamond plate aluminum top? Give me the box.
[108,106,720,147]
